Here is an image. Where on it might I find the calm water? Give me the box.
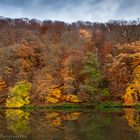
[0,108,140,140]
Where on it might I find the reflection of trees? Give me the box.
[47,112,81,126]
[5,109,30,135]
[2,109,139,140]
[0,111,7,136]
[30,111,81,140]
[124,108,140,134]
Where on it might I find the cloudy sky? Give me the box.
[0,0,139,23]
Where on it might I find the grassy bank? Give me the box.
[1,101,140,111]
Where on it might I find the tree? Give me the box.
[123,64,140,105]
[6,81,31,107]
[109,41,140,102]
[80,52,102,102]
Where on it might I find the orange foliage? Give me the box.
[46,89,61,104]
[0,79,6,92]
[0,18,140,106]
[79,29,92,42]
[109,41,140,100]
[63,94,81,103]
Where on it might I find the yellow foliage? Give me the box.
[65,94,81,103]
[6,109,30,134]
[45,87,81,103]
[46,88,62,103]
[6,97,30,108]
[46,93,81,103]
[46,96,60,103]
[6,98,24,108]
[123,65,140,105]
[134,65,140,80]
[51,89,62,99]
[6,81,31,107]
[123,91,134,106]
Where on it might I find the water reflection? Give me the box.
[5,109,30,135]
[0,109,140,140]
[124,108,140,134]
[46,112,81,126]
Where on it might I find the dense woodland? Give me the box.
[0,18,140,107]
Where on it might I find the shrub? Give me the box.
[6,81,32,108]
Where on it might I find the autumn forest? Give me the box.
[0,18,140,107]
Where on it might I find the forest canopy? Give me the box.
[0,18,140,107]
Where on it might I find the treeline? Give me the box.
[0,18,140,106]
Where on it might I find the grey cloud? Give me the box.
[0,0,139,22]
[0,0,30,7]
[115,0,140,19]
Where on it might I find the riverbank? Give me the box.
[1,102,140,111]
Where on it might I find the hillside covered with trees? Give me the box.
[0,18,140,107]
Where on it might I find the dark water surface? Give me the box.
[0,108,140,140]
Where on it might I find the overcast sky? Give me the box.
[0,0,140,23]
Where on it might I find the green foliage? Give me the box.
[81,52,102,101]
[103,88,110,97]
[6,81,32,108]
[96,101,123,112]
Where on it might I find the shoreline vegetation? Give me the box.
[1,102,140,111]
[0,18,140,108]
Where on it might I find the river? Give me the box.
[0,108,140,140]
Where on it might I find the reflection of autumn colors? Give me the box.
[124,109,140,134]
[5,109,30,134]
[47,112,81,126]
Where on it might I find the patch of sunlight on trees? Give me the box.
[46,88,62,103]
[6,109,30,134]
[124,109,140,134]
[46,88,81,103]
[63,94,81,103]
[6,81,32,107]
